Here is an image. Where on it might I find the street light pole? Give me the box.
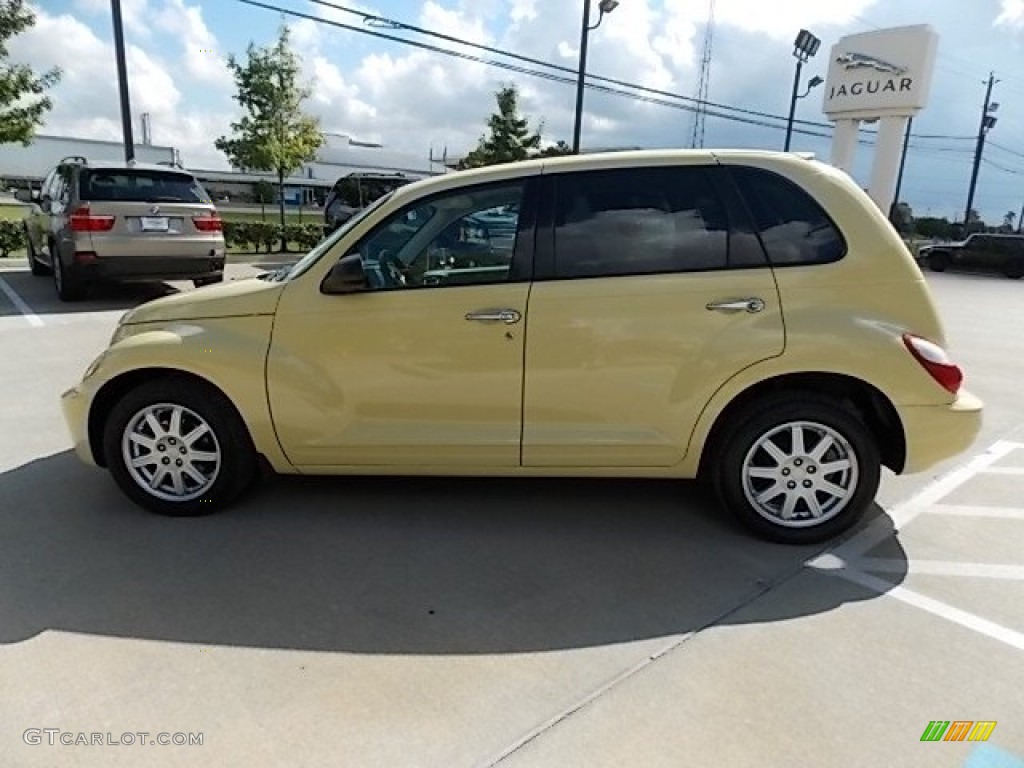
[784,29,820,152]
[784,60,803,152]
[964,72,998,230]
[110,0,135,162]
[571,0,618,155]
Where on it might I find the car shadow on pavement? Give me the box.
[0,269,180,315]
[0,451,906,654]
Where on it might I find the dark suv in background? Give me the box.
[918,233,1024,279]
[18,157,226,301]
[323,172,415,235]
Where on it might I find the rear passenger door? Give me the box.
[522,164,785,468]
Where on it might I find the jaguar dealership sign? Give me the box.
[821,25,939,215]
[823,25,938,119]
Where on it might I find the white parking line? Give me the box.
[828,566,1024,652]
[978,466,1024,476]
[931,504,1024,520]
[824,440,1019,563]
[807,439,1024,653]
[0,276,44,327]
[856,557,1024,581]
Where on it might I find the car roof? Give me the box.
[72,160,195,176]
[387,148,823,205]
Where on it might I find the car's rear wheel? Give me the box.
[103,377,258,517]
[52,248,87,301]
[710,392,881,544]
[25,230,50,276]
[1002,259,1024,280]
[927,251,950,272]
[194,274,224,288]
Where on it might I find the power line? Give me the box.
[296,0,975,144]
[234,0,993,163]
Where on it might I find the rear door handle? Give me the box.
[706,297,765,314]
[465,308,522,324]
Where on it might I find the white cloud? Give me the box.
[154,0,231,87]
[996,0,1024,27]
[74,0,155,39]
[11,8,231,168]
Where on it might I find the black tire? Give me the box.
[25,230,50,276]
[103,376,258,517]
[927,251,950,272]
[194,274,224,288]
[1002,259,1024,280]
[709,392,882,545]
[52,247,87,301]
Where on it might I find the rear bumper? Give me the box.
[900,389,984,474]
[69,253,225,282]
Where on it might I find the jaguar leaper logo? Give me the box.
[836,52,907,75]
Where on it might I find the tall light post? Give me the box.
[784,29,821,152]
[572,0,619,155]
[964,72,999,232]
[111,0,135,162]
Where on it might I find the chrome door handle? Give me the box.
[706,297,765,314]
[465,308,522,324]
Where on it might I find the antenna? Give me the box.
[689,0,715,148]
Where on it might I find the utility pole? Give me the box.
[890,117,913,228]
[964,72,998,231]
[111,0,135,162]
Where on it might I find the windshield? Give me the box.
[283,191,396,281]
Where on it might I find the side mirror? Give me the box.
[321,253,369,294]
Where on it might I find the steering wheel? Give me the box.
[377,249,407,288]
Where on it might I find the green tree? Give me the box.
[914,216,953,240]
[534,140,573,158]
[253,178,275,220]
[215,25,323,250]
[1002,210,1017,232]
[458,85,542,170]
[0,0,61,145]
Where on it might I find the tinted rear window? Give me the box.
[80,170,209,203]
[730,166,846,266]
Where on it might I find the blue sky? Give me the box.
[18,0,1024,224]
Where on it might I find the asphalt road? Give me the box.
[0,257,1021,768]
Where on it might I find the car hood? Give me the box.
[121,276,286,325]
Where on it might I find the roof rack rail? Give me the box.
[156,160,186,169]
[60,155,88,165]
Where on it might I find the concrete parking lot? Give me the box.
[0,258,1021,767]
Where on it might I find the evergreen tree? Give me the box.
[458,85,542,170]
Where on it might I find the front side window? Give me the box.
[351,182,526,290]
[80,170,210,204]
[552,166,729,279]
[730,166,846,266]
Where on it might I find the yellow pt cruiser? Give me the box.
[61,150,983,544]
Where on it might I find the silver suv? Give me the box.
[19,157,226,301]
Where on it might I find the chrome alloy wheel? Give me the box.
[741,420,859,529]
[121,403,222,502]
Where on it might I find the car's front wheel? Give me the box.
[103,377,258,516]
[711,392,881,544]
[25,230,50,276]
[927,251,950,272]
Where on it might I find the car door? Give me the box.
[522,163,785,468]
[267,177,537,468]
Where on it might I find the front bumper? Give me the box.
[61,382,98,468]
[900,389,984,474]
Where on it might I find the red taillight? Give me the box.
[193,213,223,232]
[902,334,964,394]
[69,206,115,232]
